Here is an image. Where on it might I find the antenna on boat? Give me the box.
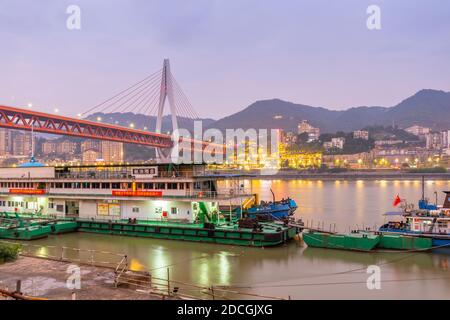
[270,188,275,203]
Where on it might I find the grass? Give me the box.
[0,242,21,263]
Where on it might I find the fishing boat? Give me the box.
[379,178,450,247]
[245,189,297,220]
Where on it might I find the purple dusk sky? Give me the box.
[1,0,449,119]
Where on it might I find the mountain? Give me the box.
[208,89,450,133]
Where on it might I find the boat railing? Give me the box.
[0,240,127,269]
[77,216,196,225]
[54,170,197,180]
[0,189,252,200]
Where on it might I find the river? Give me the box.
[23,179,450,299]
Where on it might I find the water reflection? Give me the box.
[20,179,450,299]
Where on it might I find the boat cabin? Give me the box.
[0,163,252,223]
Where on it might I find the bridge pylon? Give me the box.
[155,59,178,163]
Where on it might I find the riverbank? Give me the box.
[216,170,450,180]
[0,256,169,300]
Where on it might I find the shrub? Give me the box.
[406,167,447,174]
[0,242,21,263]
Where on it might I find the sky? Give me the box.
[0,0,450,119]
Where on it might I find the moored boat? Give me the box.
[379,187,450,248]
[302,230,380,251]
[377,234,432,250]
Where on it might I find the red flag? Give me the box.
[393,195,401,207]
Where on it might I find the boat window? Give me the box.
[132,207,140,213]
[64,183,72,189]
[171,207,178,215]
[179,183,184,190]
[144,183,153,190]
[82,182,90,189]
[167,183,177,190]
[156,183,166,190]
[111,183,120,189]
[101,183,110,189]
[92,183,100,189]
[438,221,448,228]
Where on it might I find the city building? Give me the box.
[441,130,450,149]
[12,132,33,156]
[297,120,320,142]
[331,137,345,150]
[41,141,57,155]
[353,130,369,140]
[101,141,124,163]
[426,132,443,150]
[374,140,403,147]
[82,149,101,164]
[322,152,371,169]
[56,140,77,154]
[81,140,101,153]
[0,128,12,155]
[405,125,430,139]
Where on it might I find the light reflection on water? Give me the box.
[23,179,450,299]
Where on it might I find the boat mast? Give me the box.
[421,175,425,201]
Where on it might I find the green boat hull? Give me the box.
[49,221,78,234]
[378,234,432,250]
[77,220,297,247]
[0,225,51,240]
[303,231,380,251]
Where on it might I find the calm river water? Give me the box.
[25,179,450,299]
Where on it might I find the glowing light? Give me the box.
[97,117,102,122]
[54,108,59,113]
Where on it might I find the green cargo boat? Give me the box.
[378,234,432,250]
[0,225,51,240]
[48,221,78,234]
[77,219,298,247]
[302,231,380,251]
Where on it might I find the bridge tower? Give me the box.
[155,59,178,162]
